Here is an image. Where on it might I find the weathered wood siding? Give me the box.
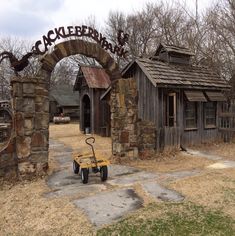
[80,86,91,132]
[80,87,109,135]
[136,68,158,126]
[157,126,180,150]
[218,101,235,142]
[133,68,222,148]
[180,91,221,146]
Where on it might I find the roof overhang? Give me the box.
[100,86,111,100]
[135,60,157,87]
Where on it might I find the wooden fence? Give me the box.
[219,101,235,142]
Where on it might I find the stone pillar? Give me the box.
[110,78,157,159]
[12,77,49,179]
[111,79,139,158]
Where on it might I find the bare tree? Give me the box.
[204,0,235,80]
[0,36,43,99]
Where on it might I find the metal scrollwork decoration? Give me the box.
[0,51,34,75]
[0,26,129,75]
[117,30,129,47]
[0,105,13,152]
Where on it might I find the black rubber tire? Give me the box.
[100,166,108,181]
[73,160,80,174]
[81,168,89,184]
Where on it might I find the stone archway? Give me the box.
[0,39,121,180]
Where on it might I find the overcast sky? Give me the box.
[0,0,214,41]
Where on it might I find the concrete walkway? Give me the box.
[184,148,235,169]
[46,139,190,227]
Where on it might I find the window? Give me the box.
[185,101,197,129]
[166,93,176,127]
[204,102,216,128]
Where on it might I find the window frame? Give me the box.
[184,101,198,130]
[166,93,177,127]
[204,102,217,129]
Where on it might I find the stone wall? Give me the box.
[12,77,49,179]
[111,78,156,159]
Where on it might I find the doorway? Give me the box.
[166,93,176,127]
[82,95,91,133]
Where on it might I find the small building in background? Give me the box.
[73,65,111,136]
[49,85,80,121]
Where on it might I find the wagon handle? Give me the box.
[85,137,95,157]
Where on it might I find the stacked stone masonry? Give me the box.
[111,78,156,159]
[11,77,48,179]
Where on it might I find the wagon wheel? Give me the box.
[81,168,89,184]
[100,166,108,181]
[73,160,80,174]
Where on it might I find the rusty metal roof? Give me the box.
[80,66,111,89]
[123,57,230,90]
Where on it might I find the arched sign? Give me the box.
[33,26,129,58]
[0,26,128,74]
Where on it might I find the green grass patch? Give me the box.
[97,202,235,236]
[223,187,235,204]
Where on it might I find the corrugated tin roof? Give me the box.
[131,57,230,90]
[80,66,111,89]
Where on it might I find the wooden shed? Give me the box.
[49,85,80,121]
[73,65,111,136]
[122,43,231,149]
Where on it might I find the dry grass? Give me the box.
[191,139,235,161]
[97,201,235,236]
[168,169,235,218]
[0,180,94,236]
[1,123,235,235]
[113,151,215,173]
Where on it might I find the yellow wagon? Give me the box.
[72,137,110,184]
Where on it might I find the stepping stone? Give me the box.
[45,184,107,198]
[141,181,184,202]
[108,164,140,177]
[46,169,106,197]
[165,170,200,180]
[185,149,222,161]
[73,189,143,227]
[108,171,158,186]
[207,160,235,169]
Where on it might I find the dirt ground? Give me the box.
[50,123,215,173]
[49,123,112,160]
[0,123,234,235]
